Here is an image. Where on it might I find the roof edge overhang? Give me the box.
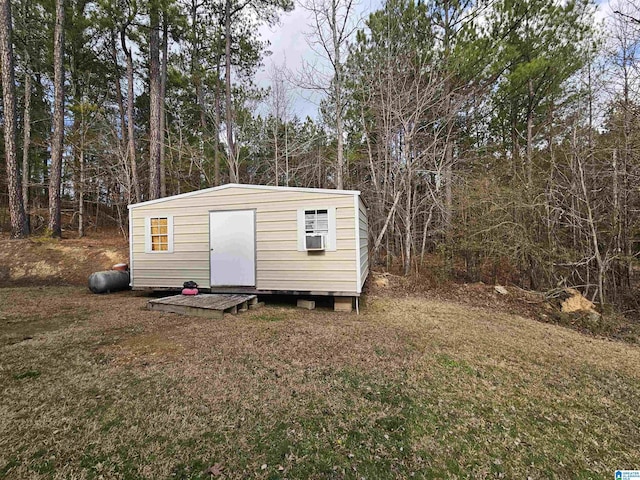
[128,183,361,210]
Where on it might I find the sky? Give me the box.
[255,0,383,120]
[255,0,617,121]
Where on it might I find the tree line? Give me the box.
[0,0,639,309]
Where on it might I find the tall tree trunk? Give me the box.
[196,74,206,188]
[526,79,534,189]
[621,139,630,289]
[160,13,168,196]
[621,52,632,290]
[577,154,605,306]
[612,148,621,299]
[420,204,436,264]
[331,0,343,189]
[111,31,126,141]
[613,149,620,254]
[121,28,141,203]
[22,71,31,232]
[111,33,132,203]
[196,82,205,187]
[224,0,237,182]
[444,150,453,226]
[403,178,412,276]
[372,190,401,257]
[48,0,65,237]
[214,57,221,186]
[361,109,378,193]
[511,107,519,175]
[273,120,279,186]
[441,3,453,234]
[190,0,205,187]
[148,2,162,199]
[78,148,84,237]
[0,0,28,237]
[284,119,289,186]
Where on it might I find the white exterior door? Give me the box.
[209,210,256,286]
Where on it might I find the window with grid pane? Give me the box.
[150,217,169,251]
[304,209,328,235]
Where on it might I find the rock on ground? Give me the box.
[561,288,599,316]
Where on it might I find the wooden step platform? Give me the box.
[148,294,258,319]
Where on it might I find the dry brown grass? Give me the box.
[0,237,128,288]
[1,287,639,479]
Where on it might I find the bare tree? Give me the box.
[609,0,640,292]
[221,0,292,183]
[48,0,65,237]
[267,63,293,186]
[299,0,359,189]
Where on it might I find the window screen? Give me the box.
[305,209,329,235]
[150,217,169,251]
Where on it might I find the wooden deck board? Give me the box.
[148,293,257,319]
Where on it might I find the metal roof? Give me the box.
[128,183,361,209]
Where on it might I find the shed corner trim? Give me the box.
[354,194,362,294]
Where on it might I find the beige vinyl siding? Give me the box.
[358,197,369,289]
[130,186,359,293]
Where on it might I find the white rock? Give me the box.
[494,285,508,295]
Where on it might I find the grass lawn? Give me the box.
[1,287,639,479]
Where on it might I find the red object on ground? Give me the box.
[112,263,128,271]
[182,288,199,295]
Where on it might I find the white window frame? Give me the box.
[297,207,336,252]
[144,215,174,253]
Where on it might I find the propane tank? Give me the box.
[88,270,130,294]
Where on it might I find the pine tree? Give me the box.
[0,0,28,237]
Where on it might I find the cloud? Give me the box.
[256,7,323,119]
[256,0,382,121]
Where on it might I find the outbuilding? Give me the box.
[128,183,368,309]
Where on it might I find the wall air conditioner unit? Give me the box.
[305,234,325,251]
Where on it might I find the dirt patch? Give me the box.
[10,260,61,279]
[367,273,547,319]
[365,273,640,344]
[0,236,128,288]
[101,249,126,265]
[116,333,187,362]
